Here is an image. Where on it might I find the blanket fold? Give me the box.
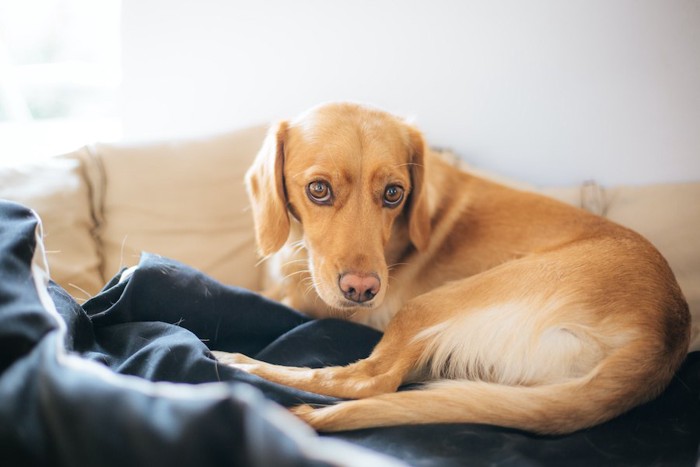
[0,200,402,467]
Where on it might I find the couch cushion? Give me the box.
[91,125,268,291]
[0,154,103,299]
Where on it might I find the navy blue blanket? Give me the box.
[1,200,699,466]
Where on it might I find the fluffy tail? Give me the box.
[296,342,685,434]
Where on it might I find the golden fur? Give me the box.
[214,102,690,434]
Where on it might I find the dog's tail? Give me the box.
[297,341,685,434]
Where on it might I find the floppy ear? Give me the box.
[245,121,290,256]
[405,127,431,252]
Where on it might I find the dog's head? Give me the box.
[246,102,430,311]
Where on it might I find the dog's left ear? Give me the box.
[405,126,431,252]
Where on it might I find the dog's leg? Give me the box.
[290,334,681,434]
[213,302,431,399]
[213,351,405,398]
[289,377,585,433]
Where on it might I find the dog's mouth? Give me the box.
[336,297,378,309]
[322,287,385,312]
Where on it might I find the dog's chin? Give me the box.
[316,289,385,316]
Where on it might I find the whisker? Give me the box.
[387,262,408,273]
[255,256,270,268]
[301,277,316,297]
[283,269,311,281]
[281,258,309,267]
[303,277,316,290]
[288,243,307,255]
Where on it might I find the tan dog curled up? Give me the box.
[213,102,690,434]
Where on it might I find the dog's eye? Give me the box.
[307,181,333,205]
[383,185,404,207]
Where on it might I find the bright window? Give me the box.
[0,0,121,165]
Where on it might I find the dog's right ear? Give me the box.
[245,121,290,256]
[405,126,431,252]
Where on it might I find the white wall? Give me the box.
[121,0,700,186]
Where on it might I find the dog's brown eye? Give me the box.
[307,181,333,205]
[383,185,404,207]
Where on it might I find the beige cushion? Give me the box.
[0,154,103,299]
[92,125,268,291]
[540,182,607,215]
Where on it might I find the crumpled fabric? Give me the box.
[0,200,400,467]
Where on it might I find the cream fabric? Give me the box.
[0,154,103,299]
[92,125,268,291]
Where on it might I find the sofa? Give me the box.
[1,125,698,466]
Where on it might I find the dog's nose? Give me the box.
[339,272,380,304]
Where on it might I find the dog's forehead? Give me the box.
[287,109,410,166]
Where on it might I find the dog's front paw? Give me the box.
[291,404,319,424]
[291,404,316,417]
[211,351,258,369]
[291,404,344,432]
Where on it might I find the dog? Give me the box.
[213,102,690,434]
